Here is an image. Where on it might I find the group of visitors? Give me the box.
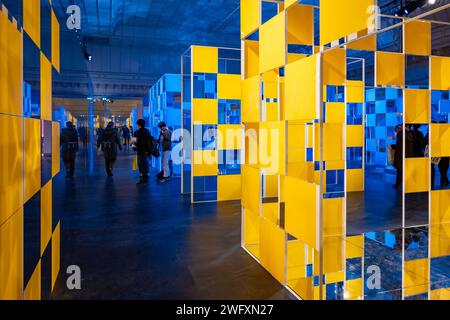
[60,119,172,185]
[392,123,449,189]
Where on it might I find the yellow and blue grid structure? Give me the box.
[181,45,243,203]
[240,0,450,300]
[0,0,61,300]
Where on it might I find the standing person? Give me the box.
[412,124,425,157]
[97,122,122,176]
[158,122,172,183]
[133,119,152,185]
[392,124,414,189]
[122,125,131,150]
[60,121,79,178]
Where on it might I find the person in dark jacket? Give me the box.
[60,121,79,178]
[392,124,414,189]
[97,122,122,176]
[122,125,131,150]
[412,124,425,157]
[158,122,172,183]
[133,119,152,184]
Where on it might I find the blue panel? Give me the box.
[347,147,363,169]
[326,86,345,102]
[24,191,41,288]
[347,103,363,125]
[218,150,241,175]
[218,100,241,124]
[262,1,278,24]
[406,55,429,89]
[23,33,41,119]
[193,176,217,201]
[431,90,450,123]
[346,257,363,280]
[41,240,52,300]
[40,0,52,61]
[193,73,217,99]
[193,124,217,150]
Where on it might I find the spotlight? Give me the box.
[84,51,92,61]
[428,0,436,4]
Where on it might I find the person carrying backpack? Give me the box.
[157,122,172,183]
[97,121,122,176]
[133,119,158,185]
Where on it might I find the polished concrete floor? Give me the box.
[52,149,294,300]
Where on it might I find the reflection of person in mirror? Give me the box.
[392,124,414,189]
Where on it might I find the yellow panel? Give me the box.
[262,70,278,99]
[24,261,41,300]
[244,123,259,165]
[244,208,260,248]
[404,20,431,56]
[217,124,242,150]
[259,12,286,73]
[217,74,241,100]
[404,258,429,297]
[192,99,218,124]
[431,56,450,90]
[192,150,218,176]
[217,174,241,201]
[345,278,363,300]
[320,0,374,45]
[244,40,259,79]
[287,53,307,64]
[23,0,40,47]
[240,0,260,39]
[346,235,364,259]
[431,189,450,225]
[264,174,278,198]
[52,121,60,177]
[287,4,313,45]
[262,202,278,225]
[376,52,405,87]
[405,158,430,194]
[52,222,60,290]
[323,123,343,161]
[405,89,430,124]
[287,123,306,164]
[242,165,261,214]
[259,121,285,175]
[431,288,450,300]
[41,181,52,255]
[287,277,317,300]
[347,125,364,147]
[347,168,364,192]
[266,102,279,121]
[259,217,286,283]
[323,236,344,274]
[285,55,317,120]
[431,124,450,157]
[287,240,308,281]
[192,46,218,73]
[242,75,260,123]
[0,11,23,117]
[51,10,60,72]
[40,53,52,121]
[326,102,345,123]
[326,271,345,284]
[0,208,23,300]
[323,198,343,236]
[323,48,346,86]
[347,30,376,51]
[0,115,23,225]
[24,118,41,202]
[285,176,318,249]
[285,0,297,9]
[347,80,364,103]
[430,223,450,258]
